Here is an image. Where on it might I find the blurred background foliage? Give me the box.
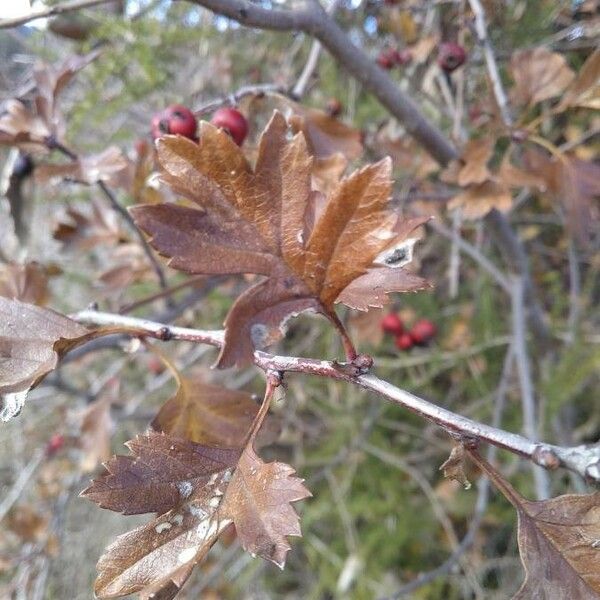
[0,0,599,598]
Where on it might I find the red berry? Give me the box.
[395,48,413,66]
[46,433,65,456]
[409,319,437,345]
[381,313,404,335]
[377,48,397,70]
[151,104,197,141]
[134,138,148,156]
[395,332,413,351]
[211,107,248,146]
[147,355,165,375]
[437,42,467,73]
[326,98,343,118]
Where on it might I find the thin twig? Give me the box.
[365,443,483,598]
[292,0,342,98]
[184,0,457,165]
[68,308,600,482]
[0,0,116,29]
[510,275,550,500]
[96,180,169,291]
[292,39,323,99]
[46,139,169,291]
[566,239,581,344]
[485,209,551,345]
[0,449,44,523]
[193,83,286,116]
[467,0,512,127]
[382,346,513,599]
[426,217,511,293]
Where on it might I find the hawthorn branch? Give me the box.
[467,0,512,127]
[193,83,286,116]
[183,0,550,343]
[69,309,600,483]
[183,0,456,165]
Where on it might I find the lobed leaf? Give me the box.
[0,297,91,421]
[84,431,310,598]
[131,111,430,367]
[151,376,278,448]
[472,452,600,600]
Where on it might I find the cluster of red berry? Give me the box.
[150,104,248,146]
[377,41,466,73]
[381,312,436,351]
[376,47,413,70]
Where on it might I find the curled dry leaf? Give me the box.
[498,154,547,192]
[448,180,512,220]
[523,148,600,245]
[471,452,600,600]
[0,52,99,148]
[557,48,600,112]
[131,111,430,367]
[439,444,471,490]
[0,262,50,306]
[98,244,154,291]
[77,388,114,472]
[35,146,128,186]
[510,47,575,106]
[54,198,124,251]
[456,138,494,187]
[0,297,91,421]
[152,375,277,448]
[288,106,363,160]
[311,153,348,196]
[0,100,52,148]
[82,432,310,598]
[0,298,134,421]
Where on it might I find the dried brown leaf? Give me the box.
[131,112,429,367]
[439,444,471,490]
[288,107,362,160]
[7,504,49,543]
[448,180,512,220]
[223,446,311,568]
[0,100,52,147]
[151,376,276,448]
[81,432,241,516]
[511,48,575,105]
[84,432,310,598]
[311,153,348,196]
[35,146,128,185]
[78,389,114,473]
[558,48,600,111]
[498,154,548,192]
[523,148,600,244]
[472,452,600,600]
[457,138,494,186]
[0,297,91,421]
[54,199,124,251]
[0,262,49,305]
[0,52,98,147]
